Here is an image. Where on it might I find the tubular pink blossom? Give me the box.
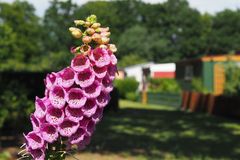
[45,72,57,90]
[66,88,87,108]
[96,91,110,108]
[81,99,97,117]
[77,135,91,150]
[92,108,103,124]
[40,123,58,143]
[34,97,47,119]
[83,81,101,98]
[68,127,85,144]
[46,105,64,125]
[102,75,114,93]
[24,131,45,150]
[28,148,45,160]
[93,65,107,79]
[107,64,117,81]
[58,118,79,137]
[89,48,110,67]
[71,54,90,72]
[57,67,75,88]
[110,54,117,65]
[65,105,84,122]
[49,85,66,109]
[75,68,95,88]
[30,114,41,132]
[85,120,95,136]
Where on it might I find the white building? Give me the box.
[124,62,176,91]
[124,62,154,90]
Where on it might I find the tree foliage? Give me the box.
[0,0,240,71]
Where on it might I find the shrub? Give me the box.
[114,77,139,98]
[191,78,209,93]
[126,92,139,101]
[148,78,181,93]
[223,62,240,96]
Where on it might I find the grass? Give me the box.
[69,100,240,160]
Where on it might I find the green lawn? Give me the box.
[69,100,240,160]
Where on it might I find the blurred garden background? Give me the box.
[1,0,240,159]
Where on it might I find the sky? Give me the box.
[1,0,240,17]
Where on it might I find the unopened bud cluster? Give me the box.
[22,15,117,160]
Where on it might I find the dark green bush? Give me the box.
[148,78,181,93]
[224,62,240,96]
[114,77,139,98]
[0,72,46,130]
[126,92,139,101]
[191,78,210,93]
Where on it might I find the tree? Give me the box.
[208,9,240,54]
[0,1,42,70]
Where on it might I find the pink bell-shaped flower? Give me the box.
[58,118,79,137]
[96,91,110,108]
[40,123,58,143]
[65,105,84,122]
[45,72,57,90]
[46,105,64,125]
[34,97,47,119]
[28,148,45,160]
[102,74,113,93]
[93,65,107,79]
[89,48,110,67]
[57,67,75,88]
[81,99,98,117]
[71,54,90,72]
[66,88,87,108]
[24,131,45,150]
[49,85,66,109]
[68,127,85,145]
[92,108,103,124]
[30,114,41,132]
[75,68,95,88]
[83,81,101,98]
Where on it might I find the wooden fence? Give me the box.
[181,91,240,119]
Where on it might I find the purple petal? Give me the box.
[68,127,85,144]
[30,114,41,132]
[58,67,75,88]
[108,64,117,80]
[24,131,44,150]
[110,54,117,65]
[58,118,79,137]
[75,68,95,88]
[28,148,45,160]
[79,117,91,128]
[40,123,58,143]
[85,120,95,136]
[83,81,101,99]
[82,99,98,117]
[102,75,113,93]
[89,48,110,67]
[65,105,84,122]
[96,91,110,108]
[45,72,57,90]
[93,65,107,79]
[71,55,90,72]
[92,108,103,124]
[66,88,87,108]
[49,85,66,109]
[77,135,91,150]
[46,105,64,125]
[34,97,47,119]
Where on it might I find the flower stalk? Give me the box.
[19,15,117,160]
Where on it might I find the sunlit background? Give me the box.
[0,0,240,160]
